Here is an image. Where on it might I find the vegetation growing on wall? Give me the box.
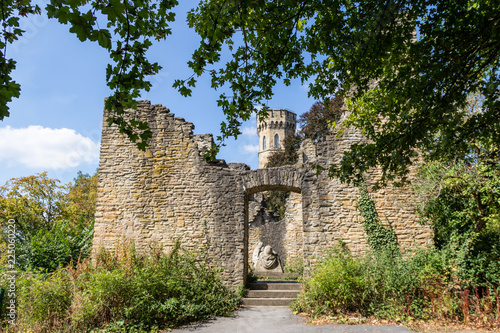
[293,174,500,329]
[357,182,399,255]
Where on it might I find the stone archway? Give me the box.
[93,101,433,289]
[241,167,305,285]
[241,168,303,195]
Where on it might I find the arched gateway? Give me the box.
[93,101,433,288]
[240,168,306,284]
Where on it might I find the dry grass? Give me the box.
[306,313,500,332]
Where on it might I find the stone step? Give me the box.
[252,272,299,279]
[241,297,297,307]
[242,281,302,307]
[246,290,299,298]
[248,282,301,291]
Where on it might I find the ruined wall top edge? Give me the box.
[101,100,244,170]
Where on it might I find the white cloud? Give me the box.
[243,144,259,153]
[242,126,257,137]
[0,126,99,169]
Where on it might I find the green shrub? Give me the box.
[15,269,73,331]
[294,170,500,327]
[292,241,500,326]
[1,241,239,332]
[16,219,94,272]
[293,241,371,315]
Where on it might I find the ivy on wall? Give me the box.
[358,182,400,255]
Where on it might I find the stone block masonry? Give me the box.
[93,101,433,288]
[247,192,303,270]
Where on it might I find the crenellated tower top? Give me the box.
[256,108,297,168]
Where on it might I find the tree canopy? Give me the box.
[0,171,97,271]
[186,0,499,184]
[2,0,499,184]
[2,0,179,149]
[413,93,500,241]
[298,95,344,143]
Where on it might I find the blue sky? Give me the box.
[0,1,316,186]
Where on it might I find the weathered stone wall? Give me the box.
[296,113,433,268]
[248,204,285,269]
[284,192,304,263]
[93,101,432,288]
[94,101,250,287]
[247,191,303,269]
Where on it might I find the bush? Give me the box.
[14,269,73,331]
[1,241,239,332]
[292,241,500,327]
[0,172,96,273]
[16,219,94,272]
[293,241,371,315]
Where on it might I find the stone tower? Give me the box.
[257,108,297,169]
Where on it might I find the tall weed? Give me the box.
[293,240,371,315]
[0,241,239,332]
[292,241,500,328]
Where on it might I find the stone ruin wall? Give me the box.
[247,192,303,270]
[94,101,249,287]
[305,117,433,257]
[246,115,432,269]
[93,100,433,288]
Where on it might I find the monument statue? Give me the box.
[252,242,263,268]
[259,245,279,269]
[252,243,283,273]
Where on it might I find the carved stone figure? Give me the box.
[252,242,263,268]
[259,245,278,269]
[253,244,283,273]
